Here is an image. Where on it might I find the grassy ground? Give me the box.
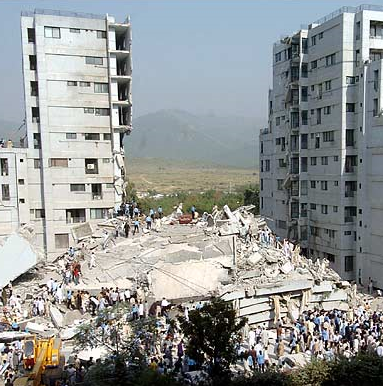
[126,157,258,194]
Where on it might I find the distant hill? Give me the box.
[126,109,263,168]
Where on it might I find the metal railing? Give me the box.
[66,216,86,224]
[313,5,383,26]
[21,9,105,20]
[344,216,355,223]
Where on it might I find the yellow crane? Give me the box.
[14,337,64,386]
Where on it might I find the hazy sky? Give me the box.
[1,0,382,125]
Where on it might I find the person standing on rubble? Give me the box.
[124,221,130,237]
[89,252,96,269]
[158,206,163,218]
[191,205,196,219]
[133,219,140,235]
[146,215,152,230]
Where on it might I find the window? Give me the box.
[276,138,281,145]
[311,35,317,46]
[55,234,69,249]
[260,179,263,191]
[301,180,308,196]
[310,181,316,189]
[346,129,355,146]
[27,28,35,43]
[18,179,24,185]
[70,184,86,192]
[333,206,338,212]
[334,181,338,186]
[324,106,331,115]
[301,134,308,149]
[103,158,110,163]
[277,179,284,190]
[19,199,25,204]
[346,103,355,112]
[301,64,308,78]
[1,184,10,201]
[373,98,379,117]
[275,52,282,62]
[318,32,324,40]
[34,159,41,169]
[321,181,328,190]
[301,157,308,172]
[310,226,319,236]
[94,83,109,93]
[1,159,9,176]
[356,21,361,40]
[323,131,334,142]
[97,30,107,39]
[334,156,339,162]
[311,60,317,69]
[276,117,280,126]
[44,26,61,39]
[315,135,320,149]
[79,82,91,87]
[321,205,328,214]
[325,80,332,91]
[301,203,308,217]
[345,256,354,272]
[316,108,322,125]
[310,157,317,166]
[103,133,111,141]
[321,156,328,165]
[85,133,100,141]
[29,55,37,70]
[66,209,86,224]
[265,159,270,172]
[85,159,99,174]
[34,209,45,219]
[291,66,299,82]
[344,230,352,236]
[90,208,108,219]
[85,56,103,65]
[67,81,78,86]
[66,133,77,139]
[278,159,287,167]
[301,87,308,102]
[346,76,356,85]
[374,70,379,91]
[33,133,41,149]
[84,108,95,114]
[326,53,336,66]
[310,203,316,210]
[95,108,110,116]
[70,28,80,33]
[49,158,68,167]
[30,81,38,96]
[31,107,40,123]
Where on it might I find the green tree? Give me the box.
[243,185,259,214]
[178,298,246,381]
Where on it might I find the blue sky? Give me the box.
[0,0,382,124]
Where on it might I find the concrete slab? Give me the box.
[240,296,269,308]
[221,290,246,301]
[312,281,333,293]
[255,280,313,296]
[239,302,272,317]
[0,233,38,288]
[71,222,93,240]
[50,305,64,329]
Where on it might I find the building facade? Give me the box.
[0,9,132,260]
[260,5,383,286]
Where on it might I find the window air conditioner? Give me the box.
[87,164,95,170]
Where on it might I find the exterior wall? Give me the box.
[16,9,132,260]
[0,149,29,236]
[260,5,383,285]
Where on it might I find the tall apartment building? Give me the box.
[260,5,383,286]
[0,9,132,260]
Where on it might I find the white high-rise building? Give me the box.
[0,9,132,260]
[259,5,383,286]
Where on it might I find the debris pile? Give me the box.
[0,203,369,343]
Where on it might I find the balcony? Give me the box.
[345,191,355,198]
[345,165,355,173]
[345,216,355,223]
[66,209,86,224]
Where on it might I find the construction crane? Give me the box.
[14,337,64,386]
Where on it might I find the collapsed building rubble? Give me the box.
[0,203,372,349]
